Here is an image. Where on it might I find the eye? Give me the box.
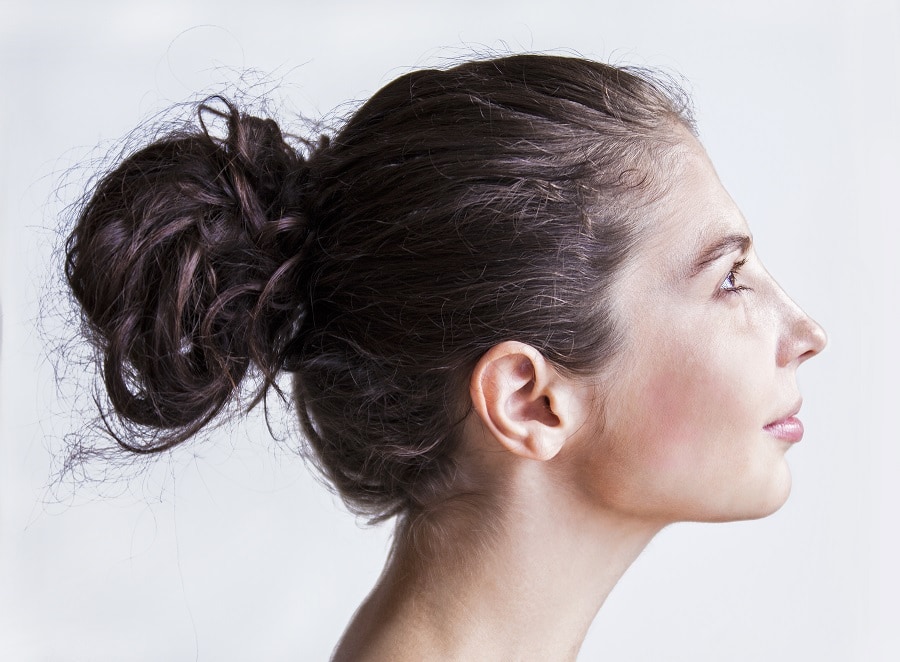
[719,258,750,294]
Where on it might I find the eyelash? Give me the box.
[719,258,750,295]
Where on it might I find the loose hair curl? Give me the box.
[65,54,694,522]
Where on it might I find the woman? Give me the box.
[64,54,826,659]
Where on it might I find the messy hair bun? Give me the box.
[65,55,693,521]
[65,98,313,451]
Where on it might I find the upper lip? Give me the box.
[765,399,802,427]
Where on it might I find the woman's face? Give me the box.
[573,133,827,524]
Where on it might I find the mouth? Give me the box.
[764,401,804,443]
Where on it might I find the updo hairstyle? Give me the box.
[65,54,694,522]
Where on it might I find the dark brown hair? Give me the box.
[65,54,694,522]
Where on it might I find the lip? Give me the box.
[763,416,804,443]
[764,401,804,443]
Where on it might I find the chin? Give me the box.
[728,470,794,522]
[686,467,794,524]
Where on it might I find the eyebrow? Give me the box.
[688,232,752,277]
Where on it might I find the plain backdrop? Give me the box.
[1,0,898,660]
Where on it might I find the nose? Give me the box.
[778,305,827,367]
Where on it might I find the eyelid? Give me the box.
[719,257,751,295]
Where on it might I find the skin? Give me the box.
[332,132,826,661]
[574,130,828,524]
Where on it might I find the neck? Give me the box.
[332,464,663,661]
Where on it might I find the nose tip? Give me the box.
[796,314,827,365]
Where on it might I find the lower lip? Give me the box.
[764,416,804,443]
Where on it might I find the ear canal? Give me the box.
[540,395,562,427]
[507,390,560,429]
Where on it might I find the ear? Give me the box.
[469,341,585,461]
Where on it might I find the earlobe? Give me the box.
[469,341,582,461]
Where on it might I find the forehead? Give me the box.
[635,135,750,271]
[605,134,752,313]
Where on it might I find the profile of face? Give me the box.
[568,131,827,525]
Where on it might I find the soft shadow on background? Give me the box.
[1,1,897,660]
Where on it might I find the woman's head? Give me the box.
[66,53,801,526]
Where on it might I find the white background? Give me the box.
[1,0,898,660]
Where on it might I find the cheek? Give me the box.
[639,347,749,458]
[621,359,741,498]
[586,330,766,518]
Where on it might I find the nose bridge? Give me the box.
[774,280,827,366]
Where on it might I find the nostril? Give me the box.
[799,347,820,364]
